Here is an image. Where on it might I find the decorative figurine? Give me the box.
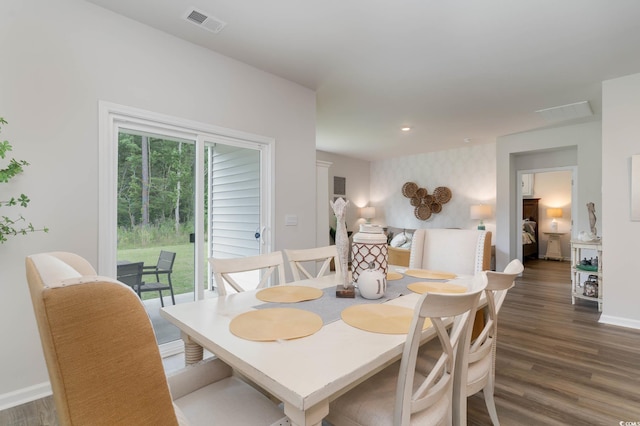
[587,202,597,237]
[330,197,354,298]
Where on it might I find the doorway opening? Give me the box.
[517,167,576,264]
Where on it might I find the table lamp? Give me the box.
[361,206,376,224]
[470,204,491,230]
[547,208,562,232]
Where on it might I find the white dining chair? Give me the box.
[284,245,341,281]
[210,251,287,296]
[326,272,487,426]
[452,258,524,426]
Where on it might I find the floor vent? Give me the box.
[183,7,227,34]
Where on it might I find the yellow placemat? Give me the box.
[230,308,323,341]
[387,271,403,281]
[407,281,467,294]
[341,304,432,334]
[405,269,457,280]
[256,285,323,303]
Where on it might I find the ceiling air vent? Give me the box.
[183,7,227,34]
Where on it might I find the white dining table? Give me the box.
[160,272,477,426]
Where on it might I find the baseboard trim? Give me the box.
[0,382,52,411]
[160,339,184,358]
[599,314,640,330]
[0,341,184,411]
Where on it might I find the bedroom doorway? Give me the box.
[517,167,576,263]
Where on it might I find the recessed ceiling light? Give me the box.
[401,127,411,132]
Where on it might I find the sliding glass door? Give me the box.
[100,102,273,349]
[117,130,196,344]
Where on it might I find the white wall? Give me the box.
[0,0,317,406]
[601,72,640,328]
[370,143,497,234]
[496,122,602,272]
[316,151,371,233]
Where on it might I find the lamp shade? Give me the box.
[547,208,562,218]
[361,207,376,220]
[470,204,491,220]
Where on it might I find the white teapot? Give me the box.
[357,262,387,299]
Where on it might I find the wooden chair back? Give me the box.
[394,272,487,425]
[210,251,286,296]
[454,258,524,425]
[284,245,341,281]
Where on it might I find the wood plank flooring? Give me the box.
[2,259,640,425]
[467,259,640,425]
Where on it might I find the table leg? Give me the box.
[284,400,328,426]
[181,332,203,365]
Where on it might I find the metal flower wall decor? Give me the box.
[401,182,452,221]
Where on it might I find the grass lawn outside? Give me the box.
[117,243,206,300]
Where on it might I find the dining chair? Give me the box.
[326,272,487,426]
[25,251,288,426]
[210,251,286,296]
[284,245,341,281]
[452,258,524,426]
[140,250,177,307]
[409,228,492,275]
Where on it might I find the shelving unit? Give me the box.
[570,239,603,311]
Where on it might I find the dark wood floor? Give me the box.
[3,259,640,425]
[467,259,640,426]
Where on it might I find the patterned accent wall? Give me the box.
[370,143,497,230]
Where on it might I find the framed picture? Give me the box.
[522,173,534,197]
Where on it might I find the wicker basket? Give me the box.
[415,205,432,220]
[433,186,452,204]
[402,182,418,198]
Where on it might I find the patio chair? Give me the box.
[116,261,144,290]
[140,250,176,307]
[25,251,288,426]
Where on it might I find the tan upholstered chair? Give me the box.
[453,258,524,426]
[409,229,492,275]
[284,245,341,281]
[209,251,286,296]
[26,251,287,426]
[326,272,487,426]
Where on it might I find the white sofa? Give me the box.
[409,229,492,275]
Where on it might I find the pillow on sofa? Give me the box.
[399,239,412,249]
[390,233,407,247]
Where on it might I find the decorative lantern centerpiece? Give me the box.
[352,224,388,283]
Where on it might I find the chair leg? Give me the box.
[484,381,500,426]
[168,280,176,305]
[158,291,165,307]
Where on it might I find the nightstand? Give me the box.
[543,232,565,261]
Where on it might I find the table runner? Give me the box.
[254,273,447,325]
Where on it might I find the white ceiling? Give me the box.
[85,0,640,161]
